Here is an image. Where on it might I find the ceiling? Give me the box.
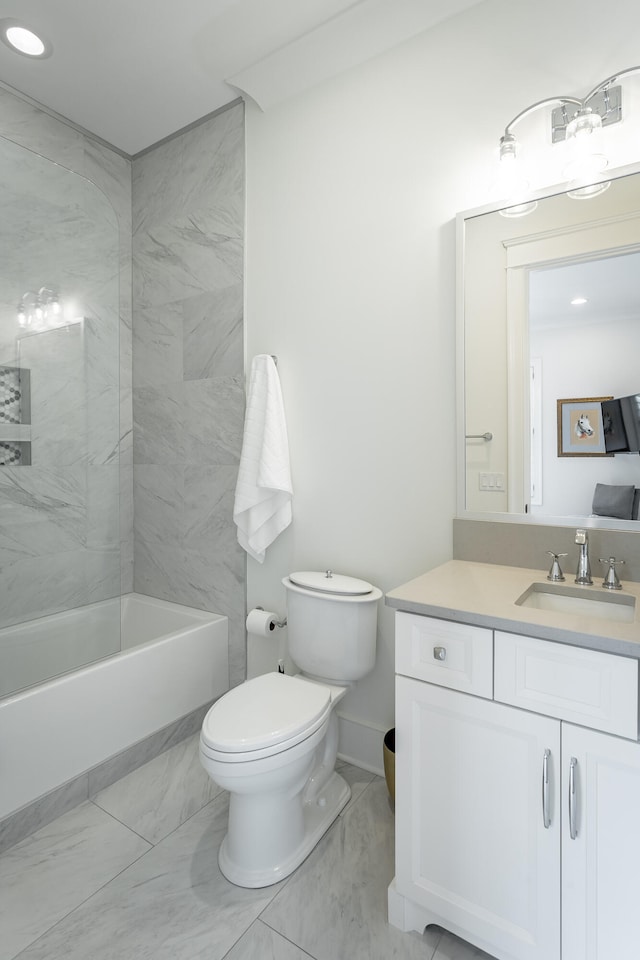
[0,0,485,156]
[529,250,640,329]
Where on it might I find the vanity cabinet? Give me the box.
[391,611,640,960]
[561,723,640,960]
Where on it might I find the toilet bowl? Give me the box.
[200,671,349,888]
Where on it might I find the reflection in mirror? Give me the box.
[459,168,640,528]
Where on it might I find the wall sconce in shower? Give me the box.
[17,287,62,330]
[492,65,640,215]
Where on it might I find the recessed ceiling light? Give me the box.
[0,19,52,58]
[571,297,588,306]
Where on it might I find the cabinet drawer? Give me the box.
[395,613,493,698]
[495,632,639,739]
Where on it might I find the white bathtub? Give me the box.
[0,593,229,821]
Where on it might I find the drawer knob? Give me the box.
[433,646,447,661]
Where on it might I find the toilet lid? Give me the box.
[288,570,374,595]
[201,673,331,754]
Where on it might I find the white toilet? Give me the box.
[199,569,382,888]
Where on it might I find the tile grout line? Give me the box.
[9,792,227,960]
[251,917,319,960]
[9,839,153,960]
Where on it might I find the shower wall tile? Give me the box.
[0,87,134,620]
[0,548,117,628]
[183,283,243,381]
[132,303,183,389]
[133,538,182,604]
[181,105,244,213]
[133,465,184,545]
[183,465,238,549]
[132,134,185,234]
[133,383,185,465]
[86,466,120,550]
[83,139,132,235]
[132,102,245,683]
[119,464,134,594]
[0,87,85,171]
[183,376,244,465]
[132,219,242,310]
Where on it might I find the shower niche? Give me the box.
[0,364,31,465]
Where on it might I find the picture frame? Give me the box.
[557,397,612,457]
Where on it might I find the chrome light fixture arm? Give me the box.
[503,96,582,141]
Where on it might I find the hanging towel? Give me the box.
[233,355,293,563]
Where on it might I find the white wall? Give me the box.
[244,0,640,771]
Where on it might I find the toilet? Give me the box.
[199,569,382,888]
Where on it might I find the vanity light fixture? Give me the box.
[570,297,588,306]
[0,19,52,58]
[494,66,640,213]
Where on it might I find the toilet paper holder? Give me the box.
[255,606,287,629]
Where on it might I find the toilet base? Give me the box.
[218,771,350,888]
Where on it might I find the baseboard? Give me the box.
[336,710,387,777]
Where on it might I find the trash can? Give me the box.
[383,728,395,804]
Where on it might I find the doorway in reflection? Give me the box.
[529,250,640,518]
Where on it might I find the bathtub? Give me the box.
[0,593,229,821]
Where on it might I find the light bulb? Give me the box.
[6,25,44,55]
[490,134,531,204]
[563,107,608,184]
[0,20,52,58]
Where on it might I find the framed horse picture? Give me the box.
[557,397,612,457]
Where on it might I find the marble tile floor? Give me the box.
[0,733,495,960]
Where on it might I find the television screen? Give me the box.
[602,398,631,453]
[619,394,640,453]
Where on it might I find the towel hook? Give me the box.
[465,432,493,441]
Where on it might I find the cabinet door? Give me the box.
[396,677,560,960]
[562,723,640,960]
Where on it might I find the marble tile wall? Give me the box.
[0,87,133,626]
[132,103,246,686]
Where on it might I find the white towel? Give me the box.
[233,355,293,563]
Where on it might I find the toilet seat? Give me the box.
[201,673,332,763]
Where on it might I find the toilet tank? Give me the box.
[282,571,382,684]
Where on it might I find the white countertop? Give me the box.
[385,560,640,659]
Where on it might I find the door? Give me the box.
[396,677,560,960]
[562,723,640,960]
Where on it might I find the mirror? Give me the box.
[458,166,640,528]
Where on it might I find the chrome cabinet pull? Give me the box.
[569,756,578,840]
[542,749,551,828]
[433,646,446,661]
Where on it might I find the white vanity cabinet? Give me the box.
[390,611,640,960]
[561,723,640,960]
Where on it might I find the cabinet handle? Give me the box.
[542,749,551,828]
[433,646,446,661]
[569,757,578,840]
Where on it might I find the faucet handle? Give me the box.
[599,557,625,591]
[546,551,567,582]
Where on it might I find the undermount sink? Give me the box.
[515,582,636,624]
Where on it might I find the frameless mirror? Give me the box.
[457,166,640,528]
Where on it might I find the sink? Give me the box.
[515,582,636,624]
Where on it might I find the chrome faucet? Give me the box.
[575,529,593,585]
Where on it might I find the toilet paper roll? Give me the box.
[246,608,278,636]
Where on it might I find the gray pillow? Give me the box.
[592,483,636,520]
